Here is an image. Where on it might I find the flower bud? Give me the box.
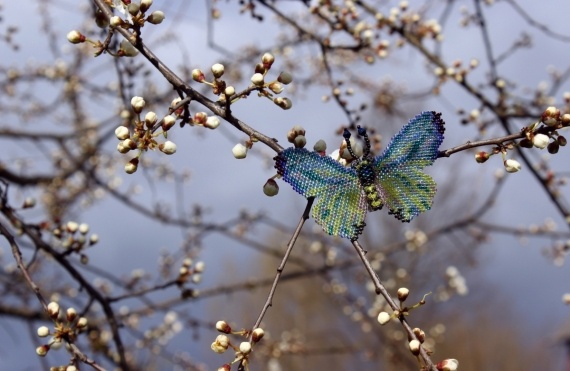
[211,335,229,353]
[251,73,264,86]
[532,133,549,149]
[232,144,248,159]
[277,71,293,84]
[192,69,205,83]
[542,106,560,126]
[37,326,50,337]
[268,81,284,94]
[558,136,567,146]
[115,126,130,140]
[263,179,279,196]
[128,3,140,16]
[436,359,459,371]
[474,151,490,163]
[313,139,327,154]
[36,345,49,357]
[95,11,109,28]
[408,339,421,355]
[147,10,165,24]
[377,311,391,325]
[140,0,153,13]
[89,234,99,245]
[274,97,293,110]
[66,30,85,44]
[397,287,409,302]
[252,328,265,343]
[293,135,306,148]
[66,307,77,322]
[130,96,145,113]
[162,115,176,131]
[262,52,275,68]
[224,86,235,96]
[23,197,36,208]
[159,141,177,155]
[110,16,124,27]
[66,221,79,233]
[47,302,60,319]
[144,111,158,128]
[205,116,221,129]
[239,342,252,355]
[211,63,225,78]
[125,158,139,174]
[547,141,559,154]
[412,327,425,343]
[119,40,139,57]
[216,320,231,333]
[76,317,88,329]
[504,159,521,173]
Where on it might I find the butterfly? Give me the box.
[274,111,445,241]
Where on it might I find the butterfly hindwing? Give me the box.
[275,148,367,240]
[374,111,445,222]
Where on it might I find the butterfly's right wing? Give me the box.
[275,148,367,240]
[373,111,445,222]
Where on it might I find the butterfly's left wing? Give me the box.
[374,111,445,222]
[275,148,368,240]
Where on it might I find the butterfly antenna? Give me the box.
[357,126,371,158]
[342,129,357,159]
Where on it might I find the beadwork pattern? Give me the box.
[274,111,445,241]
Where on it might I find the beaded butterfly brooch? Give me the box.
[274,111,445,241]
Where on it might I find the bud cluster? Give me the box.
[36,302,89,358]
[191,53,294,110]
[211,320,265,368]
[49,221,99,263]
[116,96,192,174]
[177,258,205,285]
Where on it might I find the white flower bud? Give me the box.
[532,133,549,149]
[408,339,421,355]
[261,52,275,67]
[110,16,123,27]
[397,287,410,301]
[66,30,85,44]
[252,328,265,343]
[47,302,60,318]
[192,69,205,82]
[77,224,89,235]
[36,345,49,356]
[205,116,220,129]
[437,359,459,371]
[224,86,235,96]
[159,141,177,155]
[268,82,284,94]
[145,111,158,127]
[216,320,231,333]
[162,115,176,131]
[251,73,264,86]
[239,342,252,355]
[115,126,130,140]
[76,317,88,328]
[125,159,139,174]
[194,261,205,273]
[377,311,391,325]
[147,10,165,24]
[37,326,50,337]
[130,96,145,113]
[232,143,248,159]
[89,234,99,245]
[504,159,521,173]
[211,63,225,78]
[66,221,79,233]
[66,307,77,321]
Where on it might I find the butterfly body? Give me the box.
[275,111,445,241]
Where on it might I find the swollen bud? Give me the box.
[263,179,279,197]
